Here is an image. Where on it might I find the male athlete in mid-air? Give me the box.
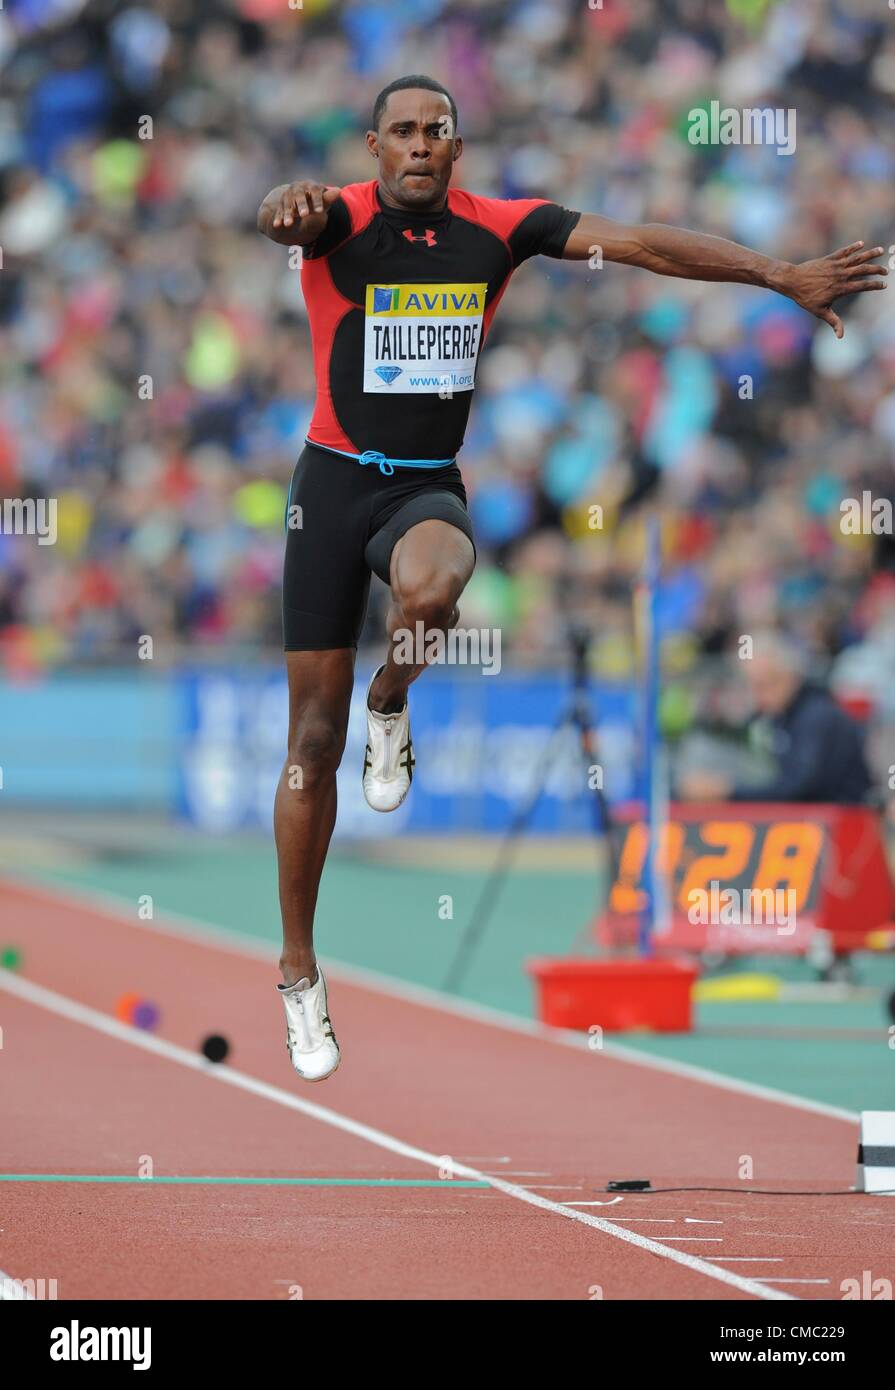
[257,74,886,1082]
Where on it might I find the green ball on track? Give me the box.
[1,947,22,971]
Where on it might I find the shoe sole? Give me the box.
[290,1053,341,1083]
[297,1061,340,1083]
[364,787,409,813]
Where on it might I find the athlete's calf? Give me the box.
[274,649,354,987]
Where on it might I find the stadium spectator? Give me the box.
[679,630,875,805]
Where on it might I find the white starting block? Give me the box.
[856,1112,895,1194]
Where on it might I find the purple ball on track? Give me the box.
[133,1001,160,1030]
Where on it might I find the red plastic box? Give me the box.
[526,957,699,1033]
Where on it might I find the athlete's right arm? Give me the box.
[256,181,342,246]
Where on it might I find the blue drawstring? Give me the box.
[304,437,454,473]
[358,450,395,476]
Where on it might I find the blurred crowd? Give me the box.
[1,0,895,736]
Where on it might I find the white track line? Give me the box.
[566,1213,675,1220]
[480,1171,552,1177]
[760,1279,831,1285]
[3,873,858,1124]
[0,969,794,1302]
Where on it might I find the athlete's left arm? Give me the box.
[562,214,887,338]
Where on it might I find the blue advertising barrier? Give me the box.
[0,666,639,831]
[176,666,638,836]
[0,671,175,808]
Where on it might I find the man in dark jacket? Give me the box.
[680,633,874,804]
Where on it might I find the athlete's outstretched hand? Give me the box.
[257,181,342,245]
[782,242,887,338]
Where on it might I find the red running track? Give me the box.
[1,876,893,1301]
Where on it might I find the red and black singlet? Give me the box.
[300,180,581,459]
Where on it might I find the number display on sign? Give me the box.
[610,818,826,916]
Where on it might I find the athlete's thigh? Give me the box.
[365,481,476,590]
[390,517,476,603]
[283,447,372,651]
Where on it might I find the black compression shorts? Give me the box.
[282,440,476,650]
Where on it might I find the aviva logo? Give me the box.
[367,283,486,318]
[372,287,398,313]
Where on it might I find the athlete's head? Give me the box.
[367,75,461,210]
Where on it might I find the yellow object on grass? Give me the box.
[694,973,782,1002]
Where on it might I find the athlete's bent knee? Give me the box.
[396,579,459,635]
[286,715,347,784]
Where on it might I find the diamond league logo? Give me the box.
[374,366,403,385]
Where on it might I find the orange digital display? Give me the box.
[609,818,826,917]
[752,822,824,911]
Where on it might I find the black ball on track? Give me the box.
[201,1034,230,1064]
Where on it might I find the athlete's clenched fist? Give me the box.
[257,181,342,245]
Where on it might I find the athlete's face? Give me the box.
[367,89,461,211]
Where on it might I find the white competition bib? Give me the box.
[363,282,486,395]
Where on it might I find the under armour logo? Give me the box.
[402,228,437,246]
